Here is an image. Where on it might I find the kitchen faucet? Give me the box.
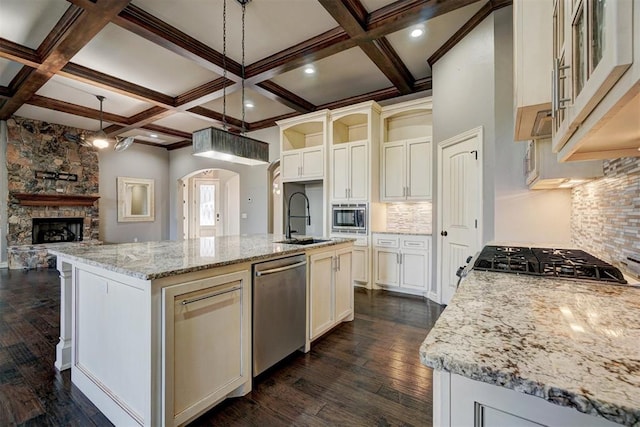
[286,191,311,239]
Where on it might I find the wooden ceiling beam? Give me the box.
[428,0,512,67]
[175,78,236,109]
[0,86,12,100]
[187,106,245,132]
[0,38,40,68]
[0,0,131,120]
[248,112,299,132]
[104,105,176,136]
[112,4,242,80]
[141,124,191,140]
[253,81,315,113]
[27,94,129,125]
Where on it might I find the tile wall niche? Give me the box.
[571,157,640,278]
[385,202,432,234]
[5,117,100,249]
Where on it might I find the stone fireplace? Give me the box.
[6,117,100,269]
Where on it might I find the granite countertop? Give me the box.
[48,235,353,280]
[420,270,640,426]
[371,230,432,236]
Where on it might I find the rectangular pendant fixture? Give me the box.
[192,127,269,166]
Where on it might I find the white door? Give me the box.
[194,178,220,237]
[438,128,482,305]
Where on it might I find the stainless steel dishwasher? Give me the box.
[252,254,307,376]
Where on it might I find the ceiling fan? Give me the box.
[79,95,134,151]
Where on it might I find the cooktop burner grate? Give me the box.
[473,246,627,284]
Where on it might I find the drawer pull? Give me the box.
[181,286,241,305]
[405,242,422,246]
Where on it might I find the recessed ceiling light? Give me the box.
[304,66,315,75]
[410,28,424,38]
[244,101,254,108]
[150,133,158,138]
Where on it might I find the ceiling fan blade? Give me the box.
[78,133,93,148]
[114,136,135,152]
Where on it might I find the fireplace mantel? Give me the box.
[13,193,100,206]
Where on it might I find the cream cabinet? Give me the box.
[329,101,381,203]
[373,233,430,295]
[551,0,636,159]
[309,246,353,340]
[513,0,553,141]
[380,98,433,202]
[163,270,251,426]
[278,110,329,183]
[435,371,620,427]
[381,138,432,201]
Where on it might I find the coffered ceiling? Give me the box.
[0,0,510,150]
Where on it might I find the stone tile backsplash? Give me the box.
[571,157,640,278]
[385,202,432,234]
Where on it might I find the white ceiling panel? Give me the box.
[152,113,216,134]
[14,104,110,133]
[270,48,392,106]
[201,87,295,123]
[118,129,182,145]
[132,0,338,65]
[0,57,21,86]
[70,24,220,97]
[36,75,152,116]
[0,0,69,49]
[386,2,486,79]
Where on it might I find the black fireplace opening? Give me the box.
[32,217,84,244]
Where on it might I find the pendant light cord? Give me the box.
[222,0,227,131]
[241,1,246,135]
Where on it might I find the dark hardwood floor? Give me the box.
[0,268,444,426]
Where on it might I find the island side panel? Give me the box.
[55,257,72,371]
[71,263,153,426]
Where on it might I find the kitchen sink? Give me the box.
[274,238,331,246]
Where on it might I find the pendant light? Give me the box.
[192,0,269,166]
[91,95,109,149]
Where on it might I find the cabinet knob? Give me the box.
[440,230,448,237]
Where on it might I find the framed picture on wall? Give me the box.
[117,177,155,222]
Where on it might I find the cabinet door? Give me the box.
[352,246,368,284]
[309,251,334,340]
[331,146,349,201]
[301,147,324,179]
[400,249,428,290]
[381,142,405,201]
[334,248,353,321]
[349,143,368,201]
[168,272,248,426]
[281,152,301,181]
[374,248,400,286]
[407,139,431,200]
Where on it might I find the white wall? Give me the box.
[432,7,571,247]
[168,126,279,238]
[98,143,170,243]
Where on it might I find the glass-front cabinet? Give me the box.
[551,0,633,153]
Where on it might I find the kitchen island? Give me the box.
[420,270,640,426]
[49,235,354,427]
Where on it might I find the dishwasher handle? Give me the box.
[255,260,307,277]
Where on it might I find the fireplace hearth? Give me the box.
[32,218,84,244]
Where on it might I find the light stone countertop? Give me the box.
[420,270,640,426]
[48,235,354,280]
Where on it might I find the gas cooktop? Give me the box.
[473,246,627,284]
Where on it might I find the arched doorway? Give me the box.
[268,161,282,235]
[178,169,240,239]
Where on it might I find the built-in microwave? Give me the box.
[331,204,367,234]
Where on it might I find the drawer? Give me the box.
[373,234,399,248]
[401,236,429,250]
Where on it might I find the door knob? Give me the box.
[440,230,448,237]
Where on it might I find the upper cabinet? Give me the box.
[551,0,639,161]
[329,101,381,203]
[278,111,329,182]
[513,0,553,141]
[380,98,433,202]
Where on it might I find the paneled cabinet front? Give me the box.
[373,234,431,294]
[381,138,432,201]
[309,247,353,340]
[281,147,324,181]
[163,270,251,426]
[331,142,368,202]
